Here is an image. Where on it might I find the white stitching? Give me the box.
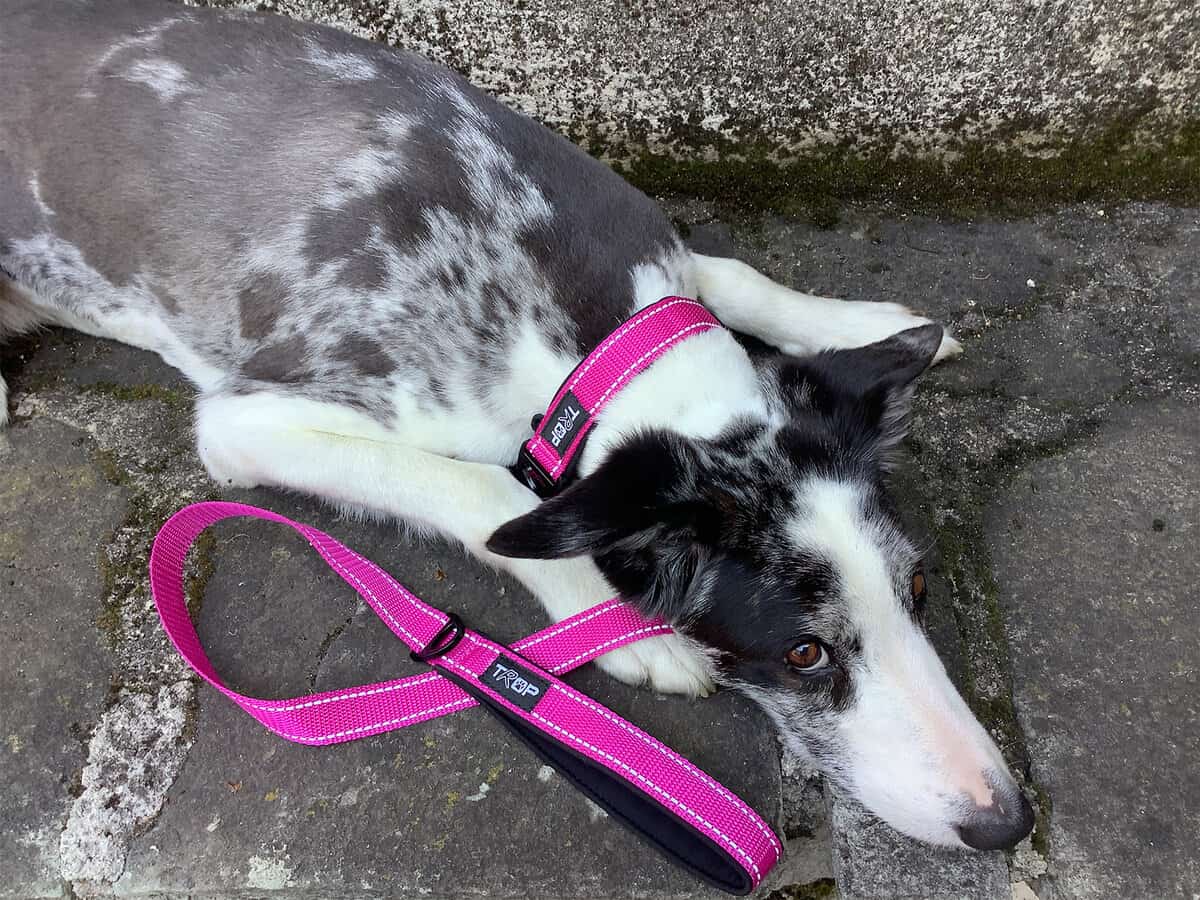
[246,616,666,716]
[565,298,704,396]
[548,625,674,673]
[588,321,720,414]
[338,543,444,627]
[433,656,759,876]
[242,601,660,713]
[163,511,477,743]
[304,532,439,648]
[549,320,719,476]
[512,601,625,651]
[527,710,761,878]
[321,551,424,647]
[271,698,474,744]
[549,681,782,855]
[438,645,778,864]
[529,299,707,472]
[447,620,781,855]
[243,673,442,713]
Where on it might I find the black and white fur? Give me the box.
[0,0,1033,850]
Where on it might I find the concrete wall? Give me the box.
[211,0,1198,166]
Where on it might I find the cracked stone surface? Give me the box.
[0,419,128,898]
[60,682,193,889]
[828,785,1010,900]
[987,401,1199,899]
[2,200,1198,898]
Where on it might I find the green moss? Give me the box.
[9,371,66,397]
[609,121,1200,218]
[96,543,125,646]
[185,530,217,619]
[765,878,838,900]
[1030,781,1054,856]
[95,448,131,487]
[930,513,1026,748]
[93,454,219,648]
[82,381,191,411]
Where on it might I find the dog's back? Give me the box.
[0,0,685,421]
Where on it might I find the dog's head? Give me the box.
[488,324,1033,850]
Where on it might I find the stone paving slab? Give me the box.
[0,420,130,897]
[0,325,790,898]
[112,493,783,899]
[987,401,1200,899]
[680,200,1200,899]
[828,787,1010,900]
[2,200,1198,899]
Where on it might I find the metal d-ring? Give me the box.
[409,613,466,663]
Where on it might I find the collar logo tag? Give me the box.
[543,391,589,458]
[482,657,549,711]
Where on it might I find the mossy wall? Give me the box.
[204,0,1200,208]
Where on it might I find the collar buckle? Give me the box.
[516,445,558,498]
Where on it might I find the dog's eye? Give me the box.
[912,563,927,601]
[911,561,928,620]
[786,640,830,672]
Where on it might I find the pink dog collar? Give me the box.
[516,296,723,495]
[150,502,781,894]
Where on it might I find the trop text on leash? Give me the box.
[483,658,550,711]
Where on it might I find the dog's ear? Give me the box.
[487,431,725,621]
[486,431,714,560]
[780,323,944,461]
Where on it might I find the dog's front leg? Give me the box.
[690,252,963,361]
[195,391,715,697]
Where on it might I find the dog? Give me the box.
[0,0,1034,851]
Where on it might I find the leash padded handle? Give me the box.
[436,665,753,895]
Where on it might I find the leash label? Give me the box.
[481,656,549,711]
[543,390,588,458]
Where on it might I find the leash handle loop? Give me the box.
[150,502,673,743]
[150,504,780,894]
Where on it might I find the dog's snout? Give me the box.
[955,786,1035,850]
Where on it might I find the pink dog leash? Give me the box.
[150,501,781,893]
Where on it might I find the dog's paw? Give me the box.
[593,632,716,697]
[933,330,964,364]
[785,300,962,366]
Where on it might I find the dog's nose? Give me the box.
[955,788,1035,850]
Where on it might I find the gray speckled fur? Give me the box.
[0,0,682,424]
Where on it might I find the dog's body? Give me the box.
[1,0,1034,850]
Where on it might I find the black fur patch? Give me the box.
[488,328,942,726]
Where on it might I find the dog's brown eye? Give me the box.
[786,640,829,672]
[912,565,927,601]
[911,562,929,622]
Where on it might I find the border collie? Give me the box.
[0,0,1033,850]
